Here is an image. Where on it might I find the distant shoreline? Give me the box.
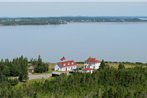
[0,16,147,26]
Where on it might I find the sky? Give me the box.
[0,0,147,2]
[0,2,147,17]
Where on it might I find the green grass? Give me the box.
[15,77,55,89]
[48,70,53,73]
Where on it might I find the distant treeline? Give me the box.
[0,16,147,25]
[105,61,147,65]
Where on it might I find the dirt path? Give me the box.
[28,73,51,80]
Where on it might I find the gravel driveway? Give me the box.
[28,73,51,80]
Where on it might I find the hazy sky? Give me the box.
[0,0,147,2]
[0,2,147,17]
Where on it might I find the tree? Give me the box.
[34,55,48,73]
[118,63,125,70]
[99,60,107,69]
[18,56,28,81]
[0,64,10,76]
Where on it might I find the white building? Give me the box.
[54,60,77,72]
[83,57,101,73]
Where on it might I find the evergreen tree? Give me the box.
[34,55,48,73]
[99,60,107,69]
[118,63,125,70]
[18,56,28,81]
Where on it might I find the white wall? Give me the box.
[54,64,60,71]
[84,63,101,69]
[54,65,77,71]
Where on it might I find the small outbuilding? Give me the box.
[28,66,34,73]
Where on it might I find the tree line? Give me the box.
[0,56,48,82]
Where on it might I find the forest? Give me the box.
[0,57,147,98]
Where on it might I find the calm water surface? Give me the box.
[0,22,147,62]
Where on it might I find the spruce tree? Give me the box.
[34,55,48,73]
[18,56,28,81]
[99,60,106,69]
[118,63,125,70]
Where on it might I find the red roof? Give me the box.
[85,57,101,63]
[83,68,93,71]
[58,60,76,68]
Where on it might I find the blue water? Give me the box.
[0,22,147,62]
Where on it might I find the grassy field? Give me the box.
[106,62,147,69]
[76,62,147,69]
